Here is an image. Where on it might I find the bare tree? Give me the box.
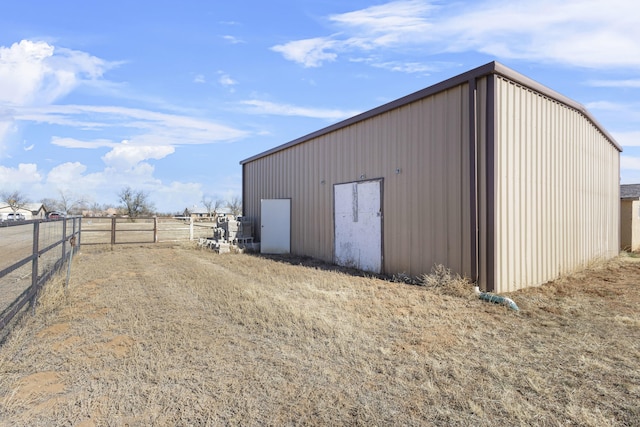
[226,196,242,218]
[118,187,155,220]
[201,196,214,221]
[40,197,58,213]
[1,190,30,213]
[42,190,88,214]
[202,196,226,221]
[56,190,88,214]
[213,198,225,219]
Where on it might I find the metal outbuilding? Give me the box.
[240,61,621,293]
[620,184,640,252]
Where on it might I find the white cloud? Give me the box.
[442,0,640,68]
[1,40,249,161]
[621,155,640,170]
[329,0,436,47]
[585,101,626,111]
[368,60,439,74]
[0,163,43,186]
[156,181,204,213]
[218,71,237,88]
[0,39,251,212]
[16,104,249,147]
[0,39,120,157]
[39,164,210,213]
[51,136,119,149]
[102,145,175,170]
[0,40,116,106]
[272,0,640,70]
[239,99,361,120]
[587,79,640,88]
[46,162,87,183]
[222,35,245,44]
[271,37,338,68]
[585,100,640,125]
[613,131,640,147]
[193,74,206,84]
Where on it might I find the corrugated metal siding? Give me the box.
[493,76,620,293]
[243,84,472,278]
[475,77,489,291]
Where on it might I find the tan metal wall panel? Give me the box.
[493,76,620,293]
[243,84,472,278]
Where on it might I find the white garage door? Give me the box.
[334,180,382,273]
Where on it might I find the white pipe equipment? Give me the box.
[474,286,519,312]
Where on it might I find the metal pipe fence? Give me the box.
[80,216,214,245]
[0,217,81,335]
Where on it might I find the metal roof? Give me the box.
[240,61,621,165]
[621,184,640,199]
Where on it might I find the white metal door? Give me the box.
[260,199,291,254]
[334,180,382,273]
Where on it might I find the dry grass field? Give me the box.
[0,243,638,426]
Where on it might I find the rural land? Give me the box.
[0,243,638,426]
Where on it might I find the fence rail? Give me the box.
[0,217,81,334]
[81,216,214,245]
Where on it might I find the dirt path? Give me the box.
[0,243,639,426]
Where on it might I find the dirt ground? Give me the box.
[0,243,638,426]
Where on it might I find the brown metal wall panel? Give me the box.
[493,76,620,293]
[243,84,473,278]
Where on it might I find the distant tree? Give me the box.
[56,190,88,214]
[83,201,111,216]
[226,196,242,217]
[1,190,30,213]
[41,197,58,213]
[42,190,88,214]
[118,187,155,220]
[201,196,214,221]
[202,196,226,221]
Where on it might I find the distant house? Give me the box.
[26,203,47,219]
[183,205,210,221]
[183,205,234,221]
[82,208,117,217]
[620,184,640,251]
[0,203,46,220]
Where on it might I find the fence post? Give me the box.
[111,217,116,245]
[62,217,67,260]
[30,221,40,314]
[75,216,82,249]
[189,216,194,241]
[154,217,158,243]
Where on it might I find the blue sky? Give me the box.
[1,0,639,213]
